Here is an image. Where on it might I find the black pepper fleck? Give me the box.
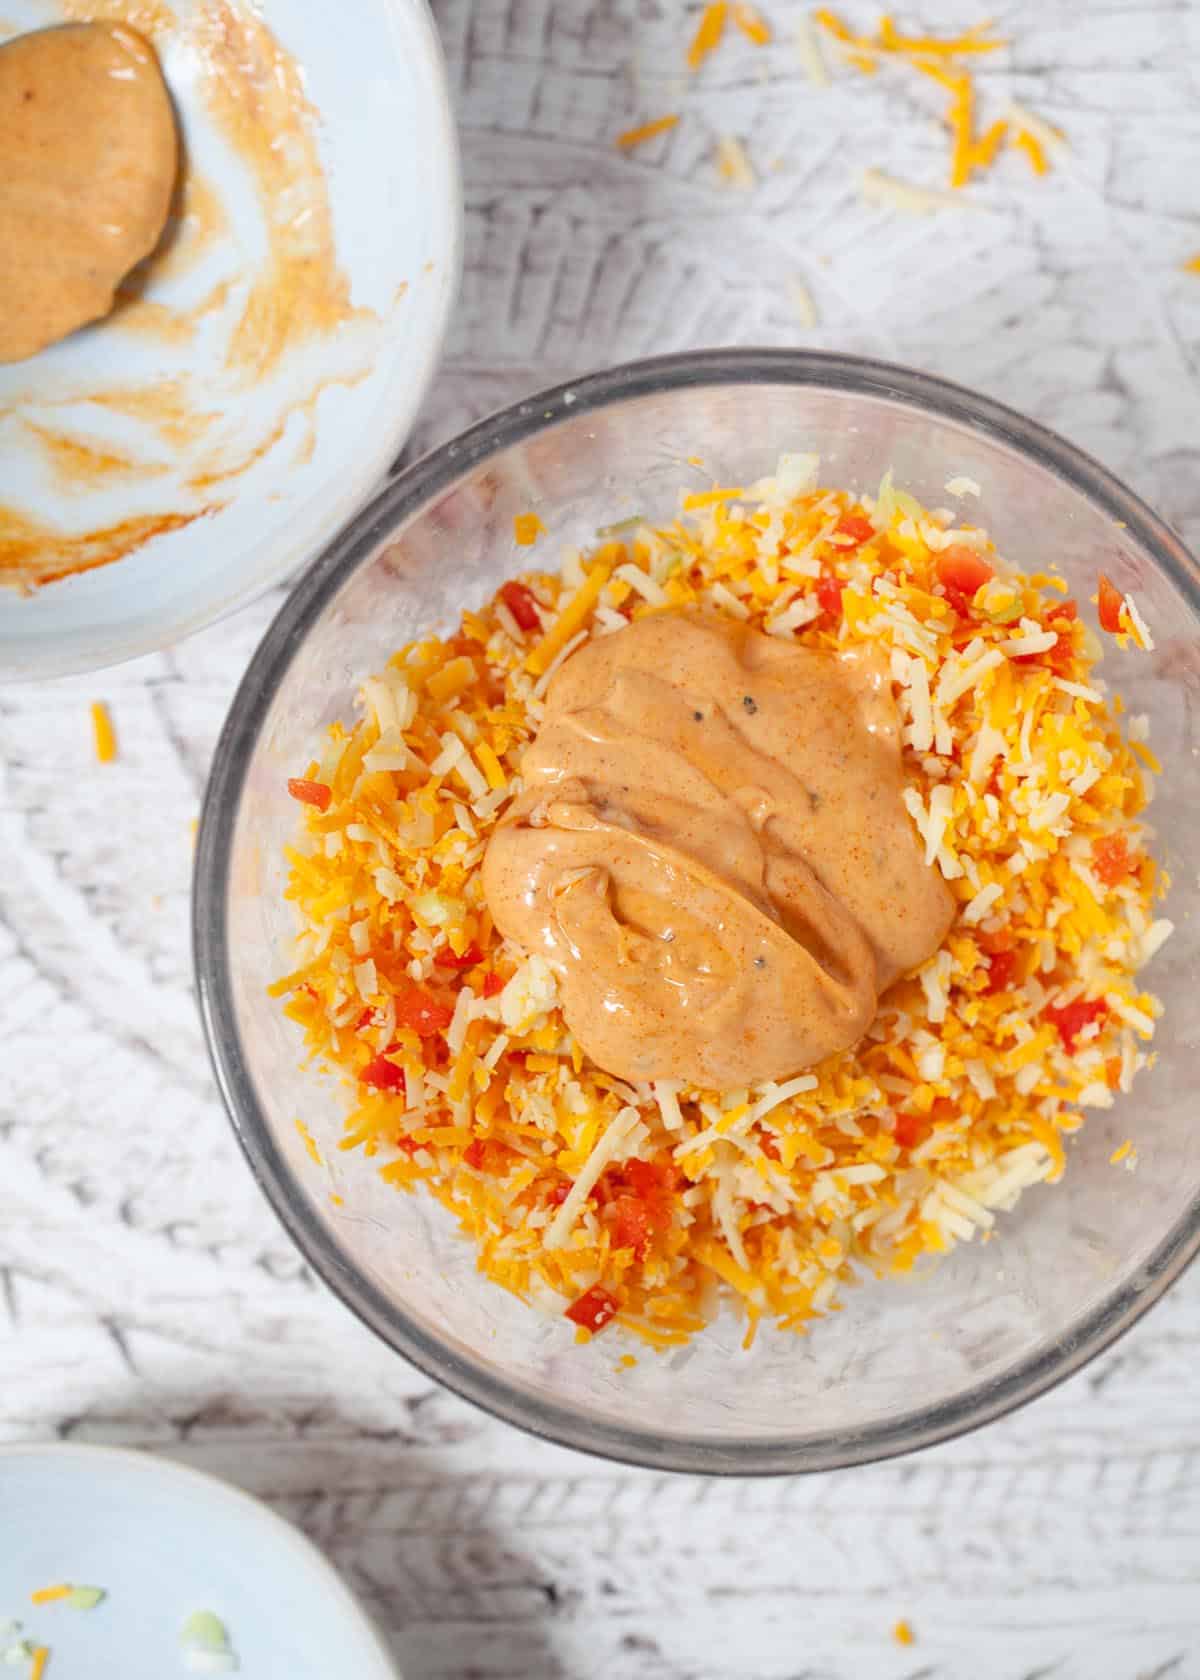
[693,710,703,722]
[742,694,758,714]
[754,956,767,970]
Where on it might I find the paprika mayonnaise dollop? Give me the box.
[483,609,954,1087]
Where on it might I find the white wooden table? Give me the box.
[3,2,1199,1674]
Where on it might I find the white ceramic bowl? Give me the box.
[0,1443,400,1677]
[0,0,460,679]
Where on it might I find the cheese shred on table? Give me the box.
[275,465,1167,1348]
[815,10,1061,189]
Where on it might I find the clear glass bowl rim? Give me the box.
[193,348,1200,1475]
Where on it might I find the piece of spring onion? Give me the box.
[595,515,645,538]
[180,1610,231,1650]
[67,1587,106,1611]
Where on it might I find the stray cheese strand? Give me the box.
[815,10,1061,192]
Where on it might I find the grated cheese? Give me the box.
[716,134,756,188]
[545,1106,641,1249]
[274,468,1166,1352]
[90,701,117,764]
[616,113,680,150]
[795,13,829,86]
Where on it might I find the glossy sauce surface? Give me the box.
[0,23,177,363]
[483,610,954,1087]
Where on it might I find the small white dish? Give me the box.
[0,0,460,679]
[0,1442,400,1677]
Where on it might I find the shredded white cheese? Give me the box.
[544,1106,641,1250]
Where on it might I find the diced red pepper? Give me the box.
[287,777,332,812]
[1093,832,1137,888]
[892,1112,926,1150]
[598,1159,679,1251]
[610,1195,653,1259]
[499,580,542,632]
[482,971,505,998]
[834,511,875,546]
[360,1055,405,1094]
[464,1138,505,1171]
[630,1158,678,1194]
[983,947,1017,994]
[1046,632,1079,674]
[546,1180,571,1207]
[394,985,454,1037]
[937,546,995,595]
[816,573,845,617]
[1097,573,1124,634]
[564,1285,618,1334]
[1045,996,1108,1052]
[435,942,483,970]
[937,546,995,615]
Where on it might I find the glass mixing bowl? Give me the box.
[194,350,1200,1473]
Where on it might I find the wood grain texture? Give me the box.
[2,1,1200,1674]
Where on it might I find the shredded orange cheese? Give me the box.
[616,113,680,150]
[524,558,613,675]
[275,466,1167,1350]
[90,701,117,765]
[30,1586,71,1605]
[1014,127,1049,176]
[893,1619,916,1646]
[879,16,1003,56]
[733,3,771,45]
[296,1117,323,1165]
[815,10,1059,191]
[31,1649,48,1680]
[1185,255,1200,275]
[687,1,728,69]
[512,512,545,547]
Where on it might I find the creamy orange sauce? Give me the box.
[0,503,213,591]
[111,278,233,346]
[192,0,375,379]
[58,0,178,33]
[82,379,220,450]
[161,171,228,274]
[21,420,167,490]
[0,23,177,362]
[187,366,370,488]
[483,610,954,1088]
